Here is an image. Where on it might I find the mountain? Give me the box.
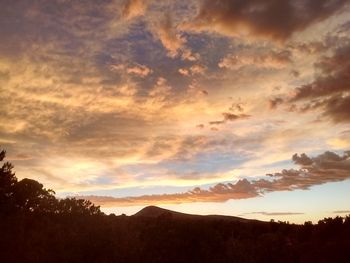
[133,205,255,222]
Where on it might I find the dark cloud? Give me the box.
[290,93,350,123]
[292,153,313,166]
[269,97,284,109]
[292,43,350,101]
[82,151,350,206]
[276,41,350,122]
[321,95,350,123]
[290,70,300,78]
[337,20,350,34]
[184,0,348,40]
[244,211,304,216]
[209,121,225,125]
[333,210,350,214]
[209,113,250,125]
[262,151,350,191]
[229,103,244,112]
[223,112,250,121]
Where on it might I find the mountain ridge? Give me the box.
[133,205,256,222]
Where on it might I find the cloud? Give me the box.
[182,0,348,41]
[261,151,350,191]
[178,68,190,76]
[122,0,149,19]
[111,63,152,78]
[179,64,206,76]
[80,178,258,207]
[219,50,292,69]
[127,64,152,77]
[292,153,313,166]
[321,95,350,123]
[82,151,350,207]
[290,70,300,78]
[333,210,350,214]
[229,103,244,113]
[210,113,250,125]
[149,11,199,61]
[243,211,304,216]
[271,39,350,123]
[291,44,350,101]
[328,130,350,149]
[153,13,186,57]
[269,97,284,109]
[223,112,250,121]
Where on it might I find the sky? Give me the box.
[0,0,350,223]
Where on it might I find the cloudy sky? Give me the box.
[1,0,350,223]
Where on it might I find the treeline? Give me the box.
[1,150,350,263]
[0,150,101,215]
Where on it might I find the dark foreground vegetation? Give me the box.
[1,149,350,263]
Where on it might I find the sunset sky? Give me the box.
[1,0,350,223]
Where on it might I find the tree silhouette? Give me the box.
[0,150,17,212]
[57,198,102,215]
[13,178,56,213]
[0,148,101,215]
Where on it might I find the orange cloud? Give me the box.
[219,50,292,69]
[127,64,152,77]
[80,178,258,207]
[154,13,186,57]
[122,0,149,19]
[82,151,350,207]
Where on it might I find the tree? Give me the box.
[0,150,17,212]
[13,178,56,213]
[0,148,102,215]
[58,198,102,216]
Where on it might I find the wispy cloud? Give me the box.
[333,210,350,214]
[242,211,304,216]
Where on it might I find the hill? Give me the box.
[134,205,254,222]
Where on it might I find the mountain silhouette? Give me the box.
[134,205,254,222]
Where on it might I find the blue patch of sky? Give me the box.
[105,21,163,64]
[101,21,192,93]
[186,33,232,65]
